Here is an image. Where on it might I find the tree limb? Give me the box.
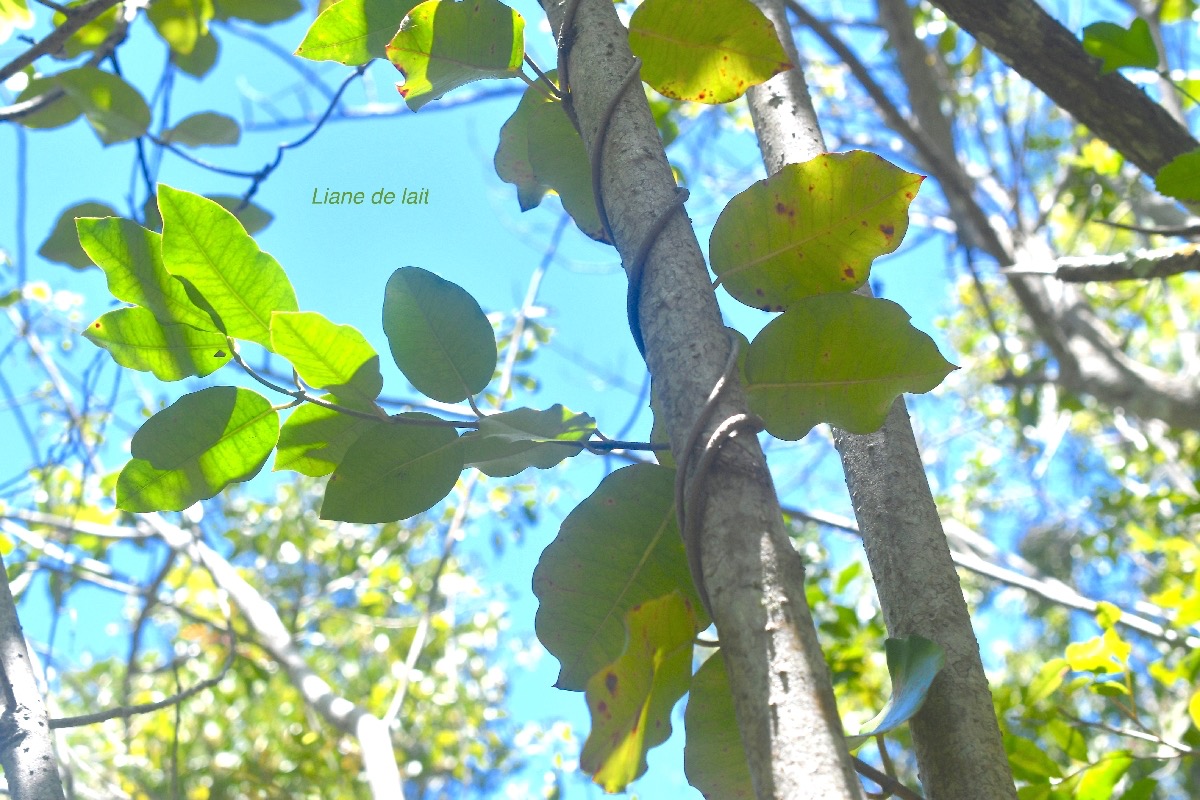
[0,0,123,84]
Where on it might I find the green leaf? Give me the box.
[1004,734,1064,782]
[533,464,707,692]
[1119,778,1158,800]
[40,201,116,269]
[213,0,300,24]
[846,635,945,748]
[84,308,231,381]
[1076,753,1134,800]
[494,78,553,212]
[295,0,419,65]
[51,1,119,58]
[460,404,595,477]
[147,0,213,56]
[161,112,240,147]
[381,266,496,403]
[56,66,152,144]
[270,311,383,409]
[629,0,790,104]
[76,216,217,332]
[1190,686,1200,730]
[13,75,83,130]
[580,592,695,792]
[158,184,298,348]
[711,152,923,311]
[320,413,463,523]
[1082,18,1158,74]
[116,387,279,512]
[275,398,383,476]
[385,0,524,111]
[1024,657,1067,705]
[745,294,956,439]
[684,654,754,800]
[525,99,609,243]
[1064,629,1130,673]
[1155,148,1200,202]
[0,0,33,45]
[172,30,218,77]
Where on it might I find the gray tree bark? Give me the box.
[540,1,862,797]
[747,2,1018,798]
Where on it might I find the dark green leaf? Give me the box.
[1155,148,1200,202]
[161,111,240,147]
[382,266,496,403]
[1082,19,1158,74]
[275,398,384,477]
[460,404,595,477]
[213,0,300,24]
[13,75,83,130]
[684,654,754,799]
[533,464,706,691]
[40,201,116,269]
[57,66,151,144]
[172,30,218,77]
[845,635,945,748]
[320,413,462,522]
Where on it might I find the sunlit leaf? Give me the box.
[1004,734,1063,782]
[271,311,383,409]
[581,592,695,792]
[1076,753,1134,800]
[385,0,524,111]
[84,307,231,380]
[172,30,218,77]
[1155,148,1200,202]
[158,184,298,348]
[629,0,790,104]
[275,398,383,476]
[40,201,116,269]
[684,654,753,799]
[320,413,462,522]
[116,387,279,512]
[382,266,496,403]
[295,0,419,65]
[745,294,956,439]
[148,0,214,56]
[711,152,923,311]
[51,1,119,58]
[533,464,706,691]
[846,635,945,748]
[460,405,595,477]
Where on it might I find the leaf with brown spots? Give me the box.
[710,151,924,311]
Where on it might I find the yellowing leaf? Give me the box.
[629,0,790,104]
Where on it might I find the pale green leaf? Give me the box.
[295,0,419,65]
[84,307,231,381]
[684,654,754,799]
[270,311,383,409]
[147,0,214,56]
[0,0,33,46]
[56,66,151,145]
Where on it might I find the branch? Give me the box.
[0,0,123,84]
[1003,244,1200,283]
[926,0,1199,176]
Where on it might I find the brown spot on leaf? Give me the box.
[880,223,894,238]
[605,672,618,694]
[843,267,855,280]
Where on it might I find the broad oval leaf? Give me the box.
[581,592,696,793]
[116,386,279,512]
[320,413,463,523]
[382,266,496,403]
[85,307,231,380]
[711,152,923,311]
[684,654,753,800]
[14,75,83,130]
[846,635,945,749]
[629,0,790,104]
[213,0,301,24]
[745,294,956,439]
[494,77,553,212]
[172,29,218,77]
[294,0,418,65]
[56,66,151,144]
[158,184,298,349]
[270,311,383,409]
[460,404,595,477]
[51,2,120,59]
[76,216,216,331]
[532,464,707,692]
[1082,18,1158,74]
[275,397,384,477]
[161,111,240,147]
[147,0,214,56]
[1155,148,1200,202]
[385,0,524,112]
[41,201,116,269]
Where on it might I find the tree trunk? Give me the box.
[746,2,1018,798]
[539,1,862,797]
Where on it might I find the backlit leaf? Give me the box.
[161,112,240,147]
[41,201,116,269]
[745,294,955,439]
[57,66,151,144]
[629,0,790,104]
[85,308,231,380]
[382,266,496,403]
[0,0,33,45]
[846,635,945,748]
[116,387,279,512]
[460,404,595,477]
[158,184,298,348]
[1082,18,1158,74]
[275,398,384,476]
[386,0,524,111]
[581,592,695,792]
[147,0,213,56]
[320,413,462,522]
[13,75,82,130]
[51,1,119,58]
[270,311,383,409]
[533,464,706,691]
[1155,148,1200,202]
[295,0,419,65]
[711,152,922,311]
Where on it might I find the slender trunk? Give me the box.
[746,2,1018,797]
[540,1,862,796]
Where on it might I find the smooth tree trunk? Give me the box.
[745,1,1018,798]
[539,1,862,797]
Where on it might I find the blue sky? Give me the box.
[0,3,960,797]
